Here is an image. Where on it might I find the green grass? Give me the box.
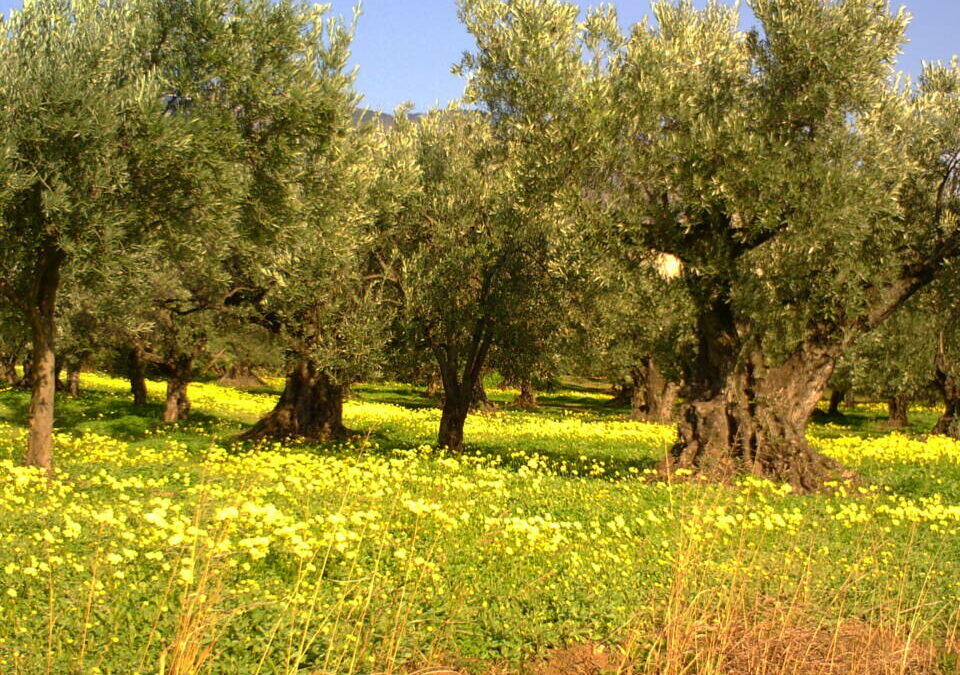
[0,375,959,673]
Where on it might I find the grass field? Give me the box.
[1,374,959,674]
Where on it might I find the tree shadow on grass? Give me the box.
[265,420,664,483]
[0,387,233,443]
[351,381,633,419]
[2,382,662,481]
[809,408,942,439]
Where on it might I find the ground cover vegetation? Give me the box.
[3,0,960,671]
[1,374,960,673]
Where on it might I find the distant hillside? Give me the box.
[352,110,426,129]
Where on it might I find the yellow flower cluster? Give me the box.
[0,374,958,672]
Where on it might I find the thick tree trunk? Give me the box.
[886,396,910,427]
[933,394,960,439]
[664,291,843,493]
[24,244,65,476]
[515,380,539,410]
[933,347,960,439]
[438,392,470,452]
[128,345,148,406]
[161,356,192,423]
[241,360,347,442]
[630,359,679,424]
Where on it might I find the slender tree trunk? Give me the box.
[128,345,148,405]
[933,343,960,439]
[54,355,66,393]
[886,396,910,427]
[20,356,33,389]
[630,359,679,423]
[24,244,65,476]
[161,355,193,423]
[663,290,843,493]
[241,359,347,441]
[827,388,845,416]
[515,380,539,410]
[66,363,81,398]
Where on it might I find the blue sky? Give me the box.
[1,0,957,112]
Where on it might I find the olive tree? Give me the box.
[0,0,164,474]
[240,63,390,443]
[843,300,938,427]
[462,0,960,490]
[606,2,960,490]
[381,108,581,451]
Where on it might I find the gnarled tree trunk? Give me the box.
[24,243,65,476]
[241,359,347,442]
[161,355,192,423]
[515,380,539,410]
[886,396,909,427]
[933,345,960,439]
[0,352,18,386]
[630,358,679,424]
[663,292,843,493]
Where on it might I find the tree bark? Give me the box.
[663,289,843,493]
[66,363,81,398]
[217,364,266,388]
[20,356,33,389]
[933,343,960,439]
[24,244,65,476]
[434,335,491,451]
[886,396,909,427]
[161,355,192,423]
[470,377,496,413]
[241,359,347,442]
[827,388,845,416]
[0,352,18,386]
[438,391,471,452]
[515,380,539,410]
[630,358,679,424]
[128,345,148,406]
[54,355,66,393]
[425,376,443,400]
